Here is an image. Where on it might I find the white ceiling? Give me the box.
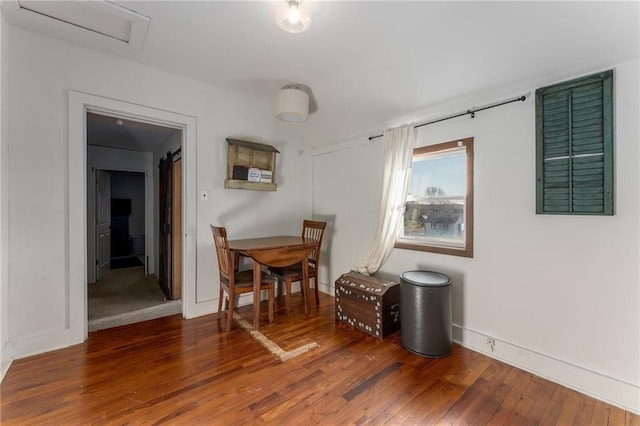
[87,112,180,153]
[5,1,640,147]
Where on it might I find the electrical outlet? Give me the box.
[486,337,496,353]
[200,190,208,201]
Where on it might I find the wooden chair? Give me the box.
[269,220,326,315]
[210,225,276,332]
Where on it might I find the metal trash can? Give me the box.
[400,270,452,358]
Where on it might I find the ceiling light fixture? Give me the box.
[276,85,309,122]
[275,0,311,34]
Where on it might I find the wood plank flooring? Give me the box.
[1,293,638,425]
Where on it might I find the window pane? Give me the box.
[396,138,473,258]
[403,149,466,246]
[403,200,465,246]
[407,150,466,200]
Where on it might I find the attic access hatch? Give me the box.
[2,0,150,51]
[225,138,280,191]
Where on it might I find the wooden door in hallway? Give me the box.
[158,150,182,300]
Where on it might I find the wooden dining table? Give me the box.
[228,236,318,329]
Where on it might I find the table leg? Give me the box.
[253,260,261,329]
[268,281,274,323]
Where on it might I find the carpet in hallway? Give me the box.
[88,266,181,331]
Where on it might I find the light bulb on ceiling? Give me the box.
[287,2,300,25]
[276,0,311,34]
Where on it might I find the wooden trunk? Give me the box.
[335,272,400,339]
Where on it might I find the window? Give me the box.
[396,137,474,257]
[536,70,614,215]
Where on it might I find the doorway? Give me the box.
[86,111,183,331]
[68,91,198,342]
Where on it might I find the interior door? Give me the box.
[158,152,173,299]
[159,150,182,300]
[96,169,111,280]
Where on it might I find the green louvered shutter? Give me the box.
[536,70,614,215]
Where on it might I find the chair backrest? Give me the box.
[210,225,234,287]
[301,220,326,270]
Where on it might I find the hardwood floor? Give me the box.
[1,293,638,425]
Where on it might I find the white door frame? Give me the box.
[68,90,197,342]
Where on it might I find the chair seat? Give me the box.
[270,264,316,281]
[233,270,277,292]
[269,263,318,315]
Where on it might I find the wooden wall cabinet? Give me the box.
[224,138,279,191]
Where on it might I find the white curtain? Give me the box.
[352,125,416,275]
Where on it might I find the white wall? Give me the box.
[0,10,11,381]
[312,139,383,291]
[313,59,640,413]
[4,25,312,359]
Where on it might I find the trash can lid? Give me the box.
[401,270,451,287]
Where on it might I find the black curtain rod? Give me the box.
[368,94,527,141]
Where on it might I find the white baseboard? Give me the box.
[319,281,334,296]
[453,325,640,415]
[8,327,82,361]
[1,340,12,383]
[186,298,217,319]
[189,290,273,320]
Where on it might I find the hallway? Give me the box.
[88,266,181,331]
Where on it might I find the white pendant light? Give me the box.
[275,0,311,33]
[276,85,309,122]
